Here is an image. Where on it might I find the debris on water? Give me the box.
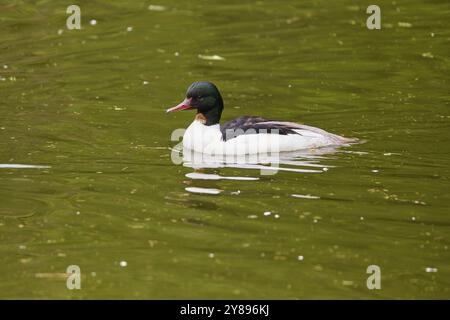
[247,215,258,219]
[126,26,133,32]
[274,214,280,219]
[57,29,63,35]
[198,54,226,61]
[3,64,8,69]
[174,52,179,56]
[148,240,158,248]
[342,280,354,286]
[360,217,364,220]
[286,16,300,24]
[148,4,166,11]
[90,19,97,26]
[119,261,128,267]
[113,105,126,111]
[230,190,241,195]
[297,255,304,261]
[35,273,68,279]
[263,211,271,216]
[411,216,416,221]
[185,187,222,195]
[208,253,215,258]
[398,22,412,28]
[425,267,438,273]
[323,167,329,171]
[274,254,287,261]
[372,169,379,173]
[421,52,434,59]
[143,81,149,85]
[346,5,359,11]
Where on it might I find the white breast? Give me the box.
[183,121,222,153]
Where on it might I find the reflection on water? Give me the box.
[185,187,222,195]
[182,145,349,200]
[186,172,259,181]
[181,145,341,175]
[0,164,50,169]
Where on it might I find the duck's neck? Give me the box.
[197,94,224,126]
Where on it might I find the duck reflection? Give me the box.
[180,146,342,175]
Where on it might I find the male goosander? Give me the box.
[167,82,356,155]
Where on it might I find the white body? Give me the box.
[182,120,353,155]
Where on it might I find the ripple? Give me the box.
[292,194,320,199]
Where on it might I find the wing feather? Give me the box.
[220,116,356,144]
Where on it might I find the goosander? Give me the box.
[167,82,356,155]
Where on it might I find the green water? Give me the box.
[0,0,449,299]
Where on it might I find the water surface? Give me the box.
[0,0,449,299]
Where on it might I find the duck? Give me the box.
[166,82,356,155]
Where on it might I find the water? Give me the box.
[0,0,449,299]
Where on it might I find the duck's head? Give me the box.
[166,81,224,125]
